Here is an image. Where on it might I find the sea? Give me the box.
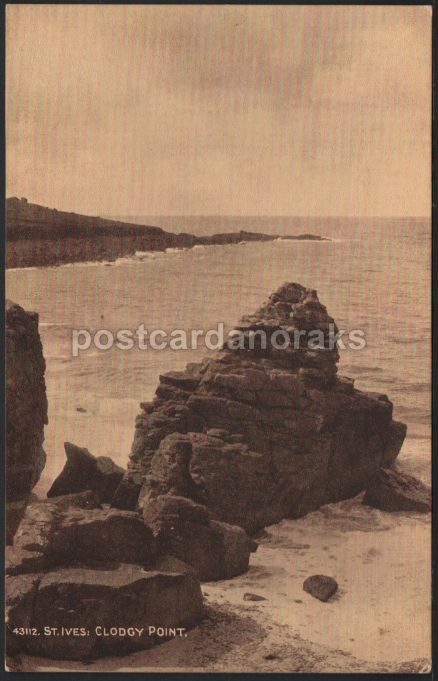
[6,215,432,664]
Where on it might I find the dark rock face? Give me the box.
[6,300,48,544]
[6,501,203,659]
[6,556,203,660]
[9,503,157,571]
[38,490,102,510]
[143,495,257,580]
[113,283,407,533]
[303,575,338,602]
[363,468,431,513]
[51,508,157,565]
[47,442,125,503]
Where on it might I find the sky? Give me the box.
[6,5,431,217]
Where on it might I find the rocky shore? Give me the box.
[6,198,328,269]
[5,286,430,666]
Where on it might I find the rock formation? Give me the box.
[143,495,258,580]
[47,442,125,503]
[6,557,203,659]
[363,467,431,512]
[6,300,48,543]
[7,470,255,659]
[6,502,204,659]
[11,503,158,569]
[113,282,407,533]
[47,443,258,580]
[6,491,254,659]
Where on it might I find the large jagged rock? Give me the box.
[363,468,431,513]
[6,501,203,660]
[6,300,48,543]
[6,556,203,660]
[113,282,407,533]
[8,502,157,573]
[143,495,257,580]
[47,442,125,503]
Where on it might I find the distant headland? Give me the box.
[6,197,329,269]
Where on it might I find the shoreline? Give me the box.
[6,197,329,269]
[6,232,329,270]
[6,237,333,273]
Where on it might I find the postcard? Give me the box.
[5,4,432,673]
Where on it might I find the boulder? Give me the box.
[11,502,157,569]
[6,556,203,660]
[51,508,157,565]
[243,592,268,602]
[47,442,125,503]
[114,283,407,533]
[6,301,48,543]
[38,489,102,510]
[143,494,256,580]
[363,468,431,513]
[303,575,338,602]
[143,494,212,530]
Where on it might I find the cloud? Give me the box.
[6,5,431,216]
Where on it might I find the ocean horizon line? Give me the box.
[107,214,429,220]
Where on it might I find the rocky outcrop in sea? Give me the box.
[113,282,407,533]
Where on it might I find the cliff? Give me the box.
[6,301,48,542]
[113,282,407,533]
[6,197,328,268]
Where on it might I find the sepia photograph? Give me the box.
[5,4,432,673]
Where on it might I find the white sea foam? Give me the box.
[274,236,338,243]
[7,265,39,272]
[39,322,70,328]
